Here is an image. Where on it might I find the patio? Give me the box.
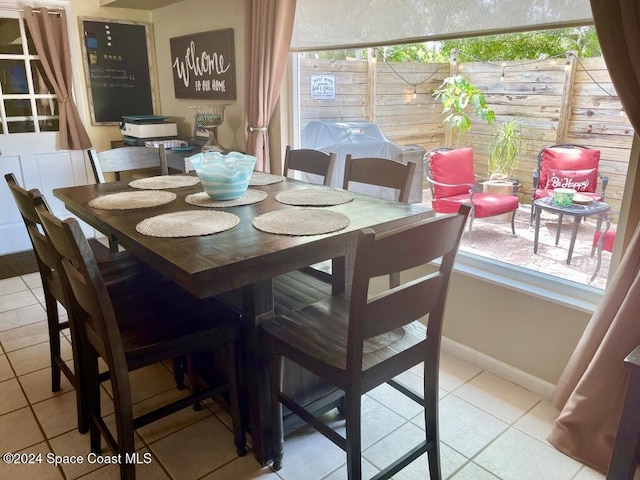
[419,190,612,290]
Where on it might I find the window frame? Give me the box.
[289,51,608,312]
[454,251,603,313]
[0,13,58,135]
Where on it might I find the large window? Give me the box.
[292,32,633,294]
[0,17,58,134]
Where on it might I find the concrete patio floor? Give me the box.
[419,192,612,291]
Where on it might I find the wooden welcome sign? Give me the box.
[170,28,236,100]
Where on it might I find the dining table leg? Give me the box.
[240,278,275,466]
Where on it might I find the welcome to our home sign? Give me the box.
[170,28,236,100]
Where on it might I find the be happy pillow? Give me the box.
[539,147,600,188]
[545,168,598,192]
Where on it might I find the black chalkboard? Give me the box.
[80,19,155,125]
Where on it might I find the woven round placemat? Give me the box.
[275,188,355,206]
[136,211,239,238]
[248,172,284,186]
[129,175,201,190]
[252,209,350,236]
[185,189,268,208]
[88,191,177,210]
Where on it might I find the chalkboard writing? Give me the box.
[170,29,236,100]
[80,19,155,125]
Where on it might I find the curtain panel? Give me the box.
[243,0,296,172]
[548,0,640,474]
[24,7,91,150]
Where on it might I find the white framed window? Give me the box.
[290,47,616,310]
[0,15,59,135]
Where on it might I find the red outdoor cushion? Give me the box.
[593,229,616,253]
[545,167,598,192]
[433,193,519,217]
[430,148,475,198]
[538,147,600,190]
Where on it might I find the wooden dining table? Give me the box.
[53,174,432,465]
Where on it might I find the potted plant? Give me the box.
[433,74,495,146]
[484,119,526,196]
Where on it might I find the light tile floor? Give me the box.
[0,273,606,480]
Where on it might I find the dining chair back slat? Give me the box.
[89,146,168,183]
[283,146,337,185]
[343,155,416,203]
[360,274,445,340]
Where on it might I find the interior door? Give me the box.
[0,6,90,255]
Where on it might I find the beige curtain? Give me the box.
[24,7,91,150]
[548,0,640,474]
[243,0,296,172]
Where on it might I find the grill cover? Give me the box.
[300,120,423,202]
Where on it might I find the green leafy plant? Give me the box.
[487,120,525,181]
[433,75,495,146]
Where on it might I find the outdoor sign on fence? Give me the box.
[310,75,336,99]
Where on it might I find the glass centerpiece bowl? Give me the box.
[188,151,257,201]
[189,104,230,152]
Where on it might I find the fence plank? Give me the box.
[298,57,633,213]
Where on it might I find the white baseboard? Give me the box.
[441,337,556,400]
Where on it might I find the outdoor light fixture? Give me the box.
[413,85,417,99]
[501,67,505,81]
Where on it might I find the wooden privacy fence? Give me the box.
[299,55,634,212]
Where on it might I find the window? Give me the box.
[291,33,632,296]
[0,16,58,134]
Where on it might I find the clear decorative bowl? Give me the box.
[188,151,257,201]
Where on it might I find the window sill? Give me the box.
[453,251,604,314]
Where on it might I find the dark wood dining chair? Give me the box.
[343,154,416,203]
[36,205,246,480]
[343,154,417,287]
[89,145,173,252]
[606,345,640,480]
[88,145,169,184]
[263,205,470,480]
[4,173,156,432]
[283,145,337,186]
[282,146,342,291]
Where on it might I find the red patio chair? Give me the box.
[530,144,609,226]
[424,147,519,242]
[590,214,616,282]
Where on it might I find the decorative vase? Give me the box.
[189,104,230,153]
[188,151,257,200]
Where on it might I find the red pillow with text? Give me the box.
[545,168,598,192]
[539,147,600,189]
[429,148,475,198]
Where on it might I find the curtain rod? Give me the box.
[0,7,63,15]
